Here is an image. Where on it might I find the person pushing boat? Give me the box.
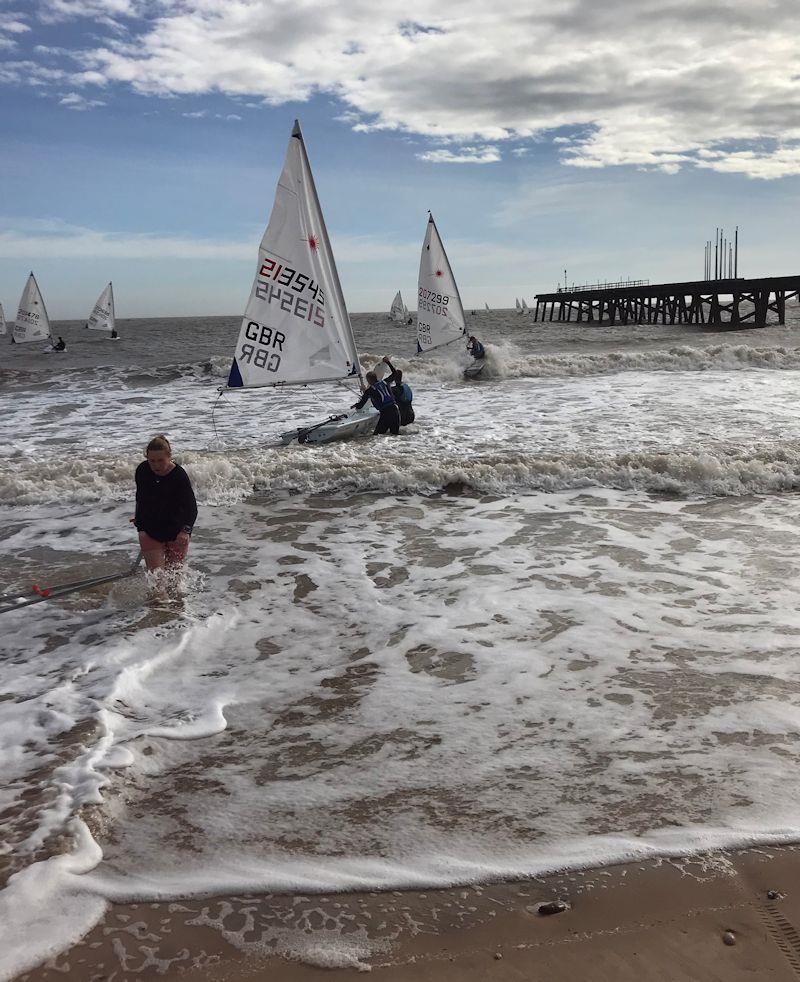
[352,372,400,435]
[467,335,485,360]
[381,356,415,425]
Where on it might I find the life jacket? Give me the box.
[396,382,413,404]
[369,380,396,411]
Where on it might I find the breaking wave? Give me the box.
[359,342,800,382]
[3,443,800,505]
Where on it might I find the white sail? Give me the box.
[228,120,361,389]
[484,302,490,311]
[515,297,523,314]
[416,214,466,353]
[13,273,51,344]
[87,282,115,333]
[521,298,530,313]
[403,302,410,319]
[389,290,405,322]
[0,302,6,336]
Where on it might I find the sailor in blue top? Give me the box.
[352,371,400,435]
[467,335,485,360]
[381,356,415,426]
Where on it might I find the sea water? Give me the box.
[3,307,800,976]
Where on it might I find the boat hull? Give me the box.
[463,362,485,380]
[280,407,379,445]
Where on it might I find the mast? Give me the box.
[293,120,364,389]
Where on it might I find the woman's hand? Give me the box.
[175,531,190,547]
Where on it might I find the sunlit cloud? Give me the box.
[7,0,800,179]
[417,146,501,165]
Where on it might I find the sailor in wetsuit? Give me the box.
[352,371,400,435]
[467,336,485,360]
[381,356,415,425]
[53,336,67,352]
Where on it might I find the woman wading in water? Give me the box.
[133,435,197,570]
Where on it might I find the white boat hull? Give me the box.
[281,407,378,445]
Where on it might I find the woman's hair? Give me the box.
[366,371,377,384]
[146,434,172,455]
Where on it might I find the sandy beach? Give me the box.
[18,845,800,980]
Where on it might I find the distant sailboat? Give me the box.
[484,302,490,311]
[226,120,373,445]
[521,298,530,314]
[389,290,406,323]
[13,273,51,344]
[86,281,118,338]
[0,302,6,336]
[417,213,466,354]
[515,298,523,315]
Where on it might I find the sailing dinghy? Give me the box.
[389,290,405,323]
[226,121,375,445]
[13,273,51,346]
[417,213,466,355]
[0,302,6,337]
[515,297,523,315]
[417,214,477,377]
[86,282,118,339]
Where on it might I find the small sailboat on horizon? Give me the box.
[0,302,6,337]
[13,273,52,346]
[389,290,411,324]
[225,120,375,445]
[515,297,523,315]
[86,281,119,339]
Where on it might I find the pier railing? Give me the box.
[557,279,650,294]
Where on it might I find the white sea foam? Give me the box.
[4,312,800,978]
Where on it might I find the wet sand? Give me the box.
[19,845,800,980]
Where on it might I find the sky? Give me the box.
[1,0,800,318]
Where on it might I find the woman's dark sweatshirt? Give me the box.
[134,462,198,543]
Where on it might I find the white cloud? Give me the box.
[0,218,415,264]
[12,0,800,179]
[58,91,106,110]
[417,146,501,164]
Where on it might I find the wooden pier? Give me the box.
[534,276,800,328]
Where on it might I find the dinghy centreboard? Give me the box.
[417,213,466,355]
[226,120,376,444]
[13,272,51,344]
[86,282,117,338]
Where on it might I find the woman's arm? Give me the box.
[176,469,198,533]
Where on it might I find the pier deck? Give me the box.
[534,276,800,328]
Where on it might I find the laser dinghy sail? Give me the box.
[226,120,375,444]
[416,213,466,355]
[389,290,405,323]
[0,303,6,336]
[13,273,51,345]
[86,281,118,339]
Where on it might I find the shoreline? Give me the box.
[19,844,800,980]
